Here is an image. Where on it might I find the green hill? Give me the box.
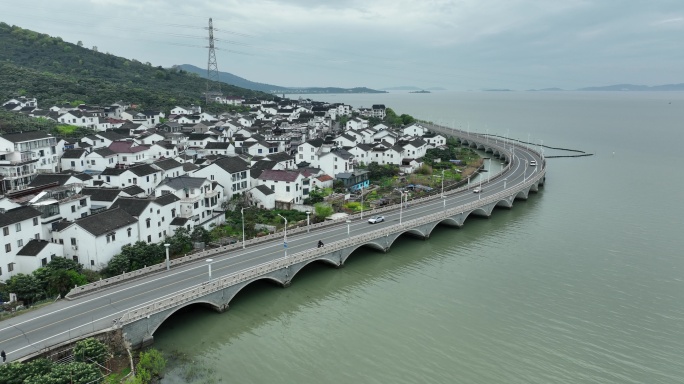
[0,23,269,110]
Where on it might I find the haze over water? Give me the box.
[156,91,684,383]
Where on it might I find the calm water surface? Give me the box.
[156,92,684,383]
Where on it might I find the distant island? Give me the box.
[409,90,431,93]
[576,83,684,91]
[527,83,684,92]
[381,86,446,91]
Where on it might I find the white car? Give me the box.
[529,160,537,166]
[368,216,385,224]
[473,188,482,193]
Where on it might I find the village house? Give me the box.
[0,206,43,281]
[191,156,250,200]
[0,131,59,193]
[58,208,139,270]
[84,147,118,172]
[155,176,224,231]
[255,169,307,209]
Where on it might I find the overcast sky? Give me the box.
[3,0,683,90]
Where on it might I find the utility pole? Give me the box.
[206,18,222,104]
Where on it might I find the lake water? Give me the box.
[156,91,684,384]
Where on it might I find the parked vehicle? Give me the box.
[368,216,385,224]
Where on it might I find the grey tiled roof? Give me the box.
[76,208,138,237]
[110,197,152,217]
[212,156,250,173]
[17,239,50,257]
[158,176,206,191]
[1,131,51,143]
[81,187,123,202]
[0,206,41,227]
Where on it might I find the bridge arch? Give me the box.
[148,300,222,336]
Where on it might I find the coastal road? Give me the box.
[0,139,542,362]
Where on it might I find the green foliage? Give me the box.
[101,241,166,277]
[74,338,110,365]
[344,202,365,212]
[0,23,269,111]
[24,361,101,384]
[137,349,166,379]
[6,273,43,304]
[314,203,334,219]
[0,359,53,384]
[0,357,101,384]
[191,226,212,244]
[168,227,192,256]
[384,108,415,127]
[415,164,433,175]
[366,163,400,181]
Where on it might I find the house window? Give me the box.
[71,161,76,167]
[8,263,13,272]
[211,175,215,180]
[128,228,132,237]
[91,260,95,266]
[71,205,76,213]
[286,186,290,192]
[17,239,23,247]
[146,218,151,228]
[72,256,78,262]
[123,156,127,162]
[80,199,87,207]
[2,227,8,236]
[171,209,176,218]
[158,221,161,227]
[35,233,40,239]
[147,235,152,243]
[15,223,21,232]
[4,244,10,253]
[41,258,48,267]
[33,217,39,226]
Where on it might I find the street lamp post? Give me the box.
[399,191,406,224]
[346,219,351,236]
[441,169,445,198]
[487,158,491,183]
[277,214,288,258]
[241,207,248,249]
[360,185,364,219]
[164,243,170,271]
[206,259,213,279]
[305,211,311,233]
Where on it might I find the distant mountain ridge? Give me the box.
[175,64,386,94]
[576,83,684,91]
[381,86,447,91]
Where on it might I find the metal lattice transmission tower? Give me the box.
[206,18,222,103]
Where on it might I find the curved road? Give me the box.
[0,134,543,362]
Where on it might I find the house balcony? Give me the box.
[180,195,202,203]
[205,190,219,198]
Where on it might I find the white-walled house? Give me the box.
[402,123,427,137]
[58,208,139,270]
[60,149,89,173]
[84,147,118,172]
[0,131,59,193]
[152,158,185,179]
[155,176,224,230]
[255,170,307,209]
[110,194,180,245]
[248,185,276,209]
[318,148,354,177]
[423,133,447,148]
[98,164,161,195]
[0,206,43,281]
[191,157,250,200]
